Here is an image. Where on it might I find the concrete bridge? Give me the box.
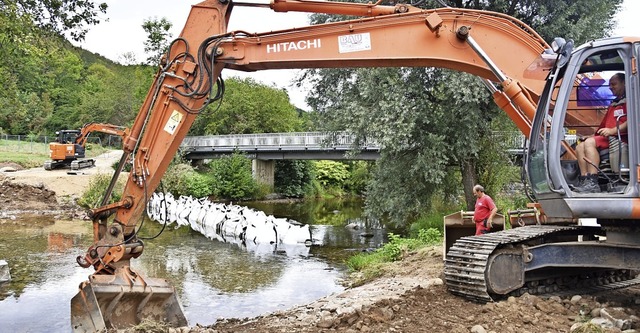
[180,131,525,185]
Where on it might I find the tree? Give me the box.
[191,77,303,135]
[142,17,173,65]
[275,160,314,197]
[0,0,108,42]
[304,0,622,224]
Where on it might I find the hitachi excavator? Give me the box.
[69,0,640,331]
[44,123,129,170]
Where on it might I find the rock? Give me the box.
[535,301,556,314]
[431,278,444,286]
[368,306,394,322]
[571,295,582,304]
[591,317,615,328]
[591,308,602,318]
[470,324,487,333]
[0,260,11,283]
[345,223,359,229]
[549,296,562,303]
[316,315,335,328]
[601,308,633,330]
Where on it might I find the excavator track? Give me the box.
[70,158,95,170]
[444,225,639,302]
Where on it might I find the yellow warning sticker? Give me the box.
[164,110,183,135]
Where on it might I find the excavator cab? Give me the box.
[527,39,637,220]
[45,130,87,170]
[56,130,80,144]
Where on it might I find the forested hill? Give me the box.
[1,29,309,138]
[0,27,156,137]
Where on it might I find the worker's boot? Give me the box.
[573,174,600,193]
[569,175,586,190]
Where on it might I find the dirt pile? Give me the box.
[0,174,58,211]
[0,152,124,220]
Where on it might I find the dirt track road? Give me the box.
[2,150,123,198]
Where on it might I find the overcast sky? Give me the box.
[77,0,640,109]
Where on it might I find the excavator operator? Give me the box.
[573,73,627,193]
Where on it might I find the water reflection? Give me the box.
[0,199,388,331]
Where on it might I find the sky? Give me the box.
[77,0,640,110]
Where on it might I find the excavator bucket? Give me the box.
[443,211,505,255]
[70,273,187,332]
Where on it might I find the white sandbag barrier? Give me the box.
[146,192,314,254]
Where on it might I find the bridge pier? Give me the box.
[252,159,274,187]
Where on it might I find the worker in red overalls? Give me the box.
[473,184,498,235]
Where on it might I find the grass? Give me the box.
[0,139,110,169]
[346,228,442,286]
[0,151,49,168]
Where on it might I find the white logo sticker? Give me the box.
[338,33,371,53]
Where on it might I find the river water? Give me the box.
[0,199,393,332]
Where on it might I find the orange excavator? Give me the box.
[69,0,640,331]
[44,123,129,170]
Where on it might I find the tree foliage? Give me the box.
[207,153,259,200]
[191,77,304,135]
[142,17,173,65]
[275,160,314,197]
[304,0,622,224]
[1,0,108,42]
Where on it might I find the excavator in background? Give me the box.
[44,123,129,170]
[69,0,640,331]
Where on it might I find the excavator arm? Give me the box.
[74,122,130,147]
[71,0,570,330]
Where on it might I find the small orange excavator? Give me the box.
[44,123,129,170]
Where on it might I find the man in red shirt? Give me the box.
[573,73,627,193]
[473,184,498,235]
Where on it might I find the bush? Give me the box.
[344,161,372,195]
[417,228,442,245]
[407,198,459,237]
[78,173,124,208]
[207,153,258,200]
[274,160,313,197]
[183,172,213,198]
[162,163,198,196]
[379,233,423,262]
[314,160,349,187]
[161,162,214,198]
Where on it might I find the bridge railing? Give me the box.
[182,131,379,151]
[182,131,529,154]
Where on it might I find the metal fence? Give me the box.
[0,134,123,155]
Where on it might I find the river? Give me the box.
[0,198,395,332]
